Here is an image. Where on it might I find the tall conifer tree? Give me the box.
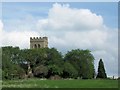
[97,59,107,78]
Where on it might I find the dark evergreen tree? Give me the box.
[96,59,107,79]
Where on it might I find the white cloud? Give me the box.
[2,31,39,49]
[0,19,40,48]
[38,3,104,31]
[0,20,3,46]
[1,16,40,49]
[0,20,3,32]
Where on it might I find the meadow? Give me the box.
[2,79,118,88]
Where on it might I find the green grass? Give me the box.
[2,79,118,88]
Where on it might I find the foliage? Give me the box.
[62,62,78,78]
[2,46,97,80]
[2,46,26,80]
[2,64,25,80]
[45,48,64,78]
[64,49,95,79]
[96,59,107,79]
[47,64,63,77]
[46,48,64,66]
[34,65,48,78]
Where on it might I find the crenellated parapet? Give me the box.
[30,37,48,41]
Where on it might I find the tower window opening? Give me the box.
[38,44,41,48]
[34,44,37,48]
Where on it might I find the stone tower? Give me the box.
[30,37,48,49]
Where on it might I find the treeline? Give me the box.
[2,46,105,80]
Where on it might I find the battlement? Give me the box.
[30,37,48,41]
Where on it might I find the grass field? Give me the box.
[2,79,118,88]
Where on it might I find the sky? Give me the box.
[0,2,118,77]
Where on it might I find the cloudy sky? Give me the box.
[0,2,118,77]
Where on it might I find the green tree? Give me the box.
[62,62,78,78]
[48,64,63,76]
[46,48,64,77]
[20,49,41,76]
[20,48,64,78]
[2,46,26,80]
[64,49,95,79]
[96,59,107,79]
[2,46,96,79]
[46,48,64,66]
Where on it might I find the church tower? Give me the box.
[30,37,48,49]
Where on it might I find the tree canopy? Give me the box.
[64,49,95,79]
[2,46,98,80]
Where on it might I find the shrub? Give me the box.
[34,65,48,78]
[49,75,61,80]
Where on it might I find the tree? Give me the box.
[46,48,64,66]
[96,59,107,79]
[47,64,63,78]
[46,48,64,77]
[2,46,26,80]
[62,61,78,78]
[64,49,95,79]
[2,46,96,79]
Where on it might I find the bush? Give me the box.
[34,65,48,78]
[2,65,26,80]
[49,75,61,80]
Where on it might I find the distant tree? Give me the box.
[118,77,120,80]
[2,46,26,80]
[62,61,78,78]
[46,48,64,66]
[64,49,95,79]
[47,64,63,78]
[46,48,64,77]
[2,46,96,80]
[34,65,48,78]
[96,59,107,79]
